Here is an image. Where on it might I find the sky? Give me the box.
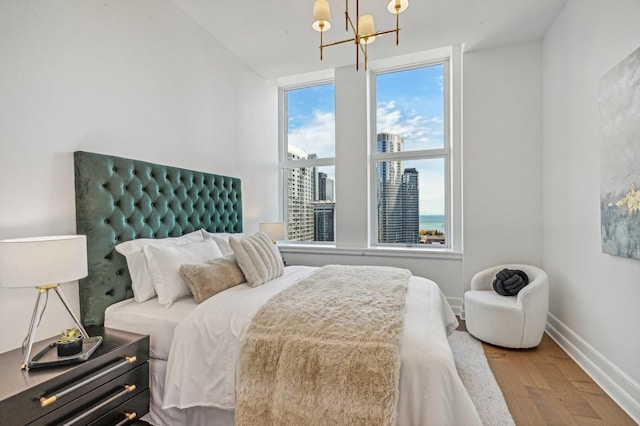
[286,64,445,215]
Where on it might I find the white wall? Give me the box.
[0,1,277,354]
[542,0,640,419]
[462,42,544,288]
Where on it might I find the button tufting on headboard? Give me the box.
[74,151,243,326]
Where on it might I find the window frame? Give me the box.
[276,45,462,256]
[369,59,452,249]
[278,77,336,245]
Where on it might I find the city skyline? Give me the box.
[286,65,445,215]
[286,135,433,244]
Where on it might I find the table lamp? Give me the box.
[259,222,285,243]
[0,235,92,370]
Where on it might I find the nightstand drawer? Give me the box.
[88,388,150,426]
[29,363,148,426]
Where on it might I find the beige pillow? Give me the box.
[229,232,284,287]
[180,256,246,303]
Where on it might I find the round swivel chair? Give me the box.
[464,264,549,348]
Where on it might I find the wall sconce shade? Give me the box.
[260,222,286,242]
[0,235,88,288]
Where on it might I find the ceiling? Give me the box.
[171,0,567,80]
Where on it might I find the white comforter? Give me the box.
[163,266,482,425]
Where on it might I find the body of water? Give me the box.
[419,215,445,233]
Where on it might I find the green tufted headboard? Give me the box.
[74,151,242,325]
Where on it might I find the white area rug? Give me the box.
[449,331,516,426]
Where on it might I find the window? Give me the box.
[278,48,460,253]
[280,82,336,243]
[373,63,449,247]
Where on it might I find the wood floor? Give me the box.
[457,319,636,425]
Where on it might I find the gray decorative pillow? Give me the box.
[180,256,246,303]
[229,232,284,287]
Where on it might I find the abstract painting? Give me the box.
[600,45,640,260]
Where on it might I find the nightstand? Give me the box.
[0,327,149,426]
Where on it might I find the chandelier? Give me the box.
[312,0,410,71]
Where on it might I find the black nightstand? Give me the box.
[0,327,149,426]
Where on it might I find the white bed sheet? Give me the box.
[163,265,482,425]
[104,296,197,360]
[143,359,234,426]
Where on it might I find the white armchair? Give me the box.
[464,264,549,348]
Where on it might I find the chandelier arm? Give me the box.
[370,28,398,38]
[346,13,357,36]
[322,37,357,48]
[345,0,349,32]
[364,41,368,71]
[355,0,359,34]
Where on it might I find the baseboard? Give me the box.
[546,313,640,423]
[448,297,463,316]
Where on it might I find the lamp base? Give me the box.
[21,284,92,371]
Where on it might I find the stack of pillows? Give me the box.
[115,230,284,306]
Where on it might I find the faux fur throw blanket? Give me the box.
[236,265,411,426]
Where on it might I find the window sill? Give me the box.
[277,243,462,260]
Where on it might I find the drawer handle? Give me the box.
[59,384,137,426]
[114,411,137,426]
[40,356,138,407]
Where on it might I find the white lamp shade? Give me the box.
[358,14,376,44]
[312,0,332,32]
[259,222,285,242]
[0,235,88,288]
[387,0,409,14]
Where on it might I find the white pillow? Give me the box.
[201,230,244,257]
[115,230,204,302]
[229,232,284,287]
[143,238,223,307]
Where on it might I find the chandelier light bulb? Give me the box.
[312,0,332,32]
[358,14,376,44]
[387,0,409,14]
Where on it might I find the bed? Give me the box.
[74,151,481,425]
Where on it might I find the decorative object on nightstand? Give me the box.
[259,222,285,243]
[0,235,102,370]
[56,328,83,357]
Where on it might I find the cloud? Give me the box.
[288,111,335,158]
[286,94,446,215]
[376,101,443,150]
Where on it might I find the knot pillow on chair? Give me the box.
[492,268,529,296]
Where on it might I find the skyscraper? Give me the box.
[377,133,404,243]
[401,168,419,244]
[287,146,315,241]
[317,172,335,201]
[377,133,419,244]
[313,201,335,241]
